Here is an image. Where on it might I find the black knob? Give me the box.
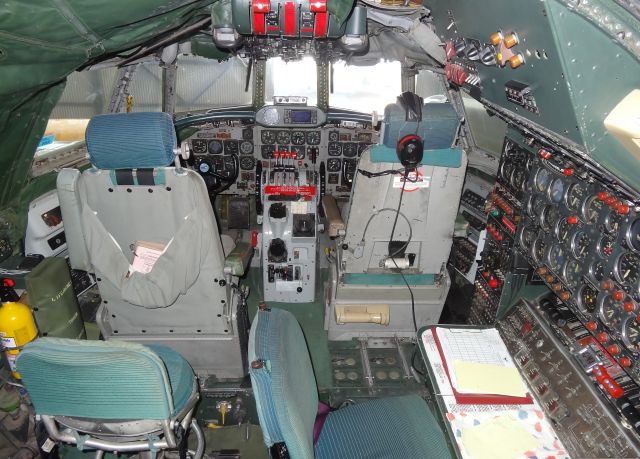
[268,238,288,263]
[342,244,348,250]
[297,287,303,293]
[218,279,227,287]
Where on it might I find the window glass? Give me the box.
[265,56,317,105]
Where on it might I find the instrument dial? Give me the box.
[541,206,560,232]
[511,169,526,192]
[329,130,339,142]
[223,139,238,154]
[519,226,537,251]
[239,140,254,155]
[239,156,256,170]
[556,218,571,243]
[547,245,566,273]
[527,196,540,217]
[622,316,640,352]
[192,139,208,154]
[583,195,604,224]
[626,218,640,252]
[571,231,590,260]
[208,139,223,154]
[276,130,291,145]
[578,284,598,313]
[598,235,614,258]
[615,252,640,288]
[291,131,306,145]
[599,293,623,327]
[327,158,341,172]
[562,258,582,286]
[343,142,358,158]
[261,145,275,159]
[502,161,514,184]
[533,237,546,263]
[566,183,586,210]
[242,127,253,140]
[604,210,623,235]
[548,178,565,203]
[328,142,342,156]
[306,130,321,145]
[535,168,551,192]
[261,130,276,145]
[589,260,605,282]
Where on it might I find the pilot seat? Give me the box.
[57,112,252,378]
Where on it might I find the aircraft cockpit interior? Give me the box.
[1,0,640,458]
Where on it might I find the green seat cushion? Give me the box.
[146,345,195,416]
[315,395,451,459]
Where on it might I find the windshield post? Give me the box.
[317,58,330,112]
[253,59,267,109]
[401,65,417,94]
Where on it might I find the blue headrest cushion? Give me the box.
[381,102,460,151]
[85,112,177,170]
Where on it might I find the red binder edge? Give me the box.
[430,328,533,405]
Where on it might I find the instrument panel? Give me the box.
[507,136,640,383]
[184,114,377,198]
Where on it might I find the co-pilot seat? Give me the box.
[325,96,467,340]
[57,112,252,379]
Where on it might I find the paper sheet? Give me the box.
[460,414,540,459]
[453,360,527,397]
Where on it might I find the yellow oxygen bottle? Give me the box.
[0,302,38,379]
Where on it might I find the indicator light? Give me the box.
[585,321,597,331]
[563,168,574,176]
[568,215,578,225]
[613,290,625,301]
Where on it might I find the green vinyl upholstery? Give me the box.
[17,338,195,420]
[249,307,451,459]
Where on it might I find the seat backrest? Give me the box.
[17,337,175,420]
[249,308,318,459]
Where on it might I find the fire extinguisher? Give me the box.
[0,279,37,379]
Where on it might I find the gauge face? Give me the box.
[328,142,342,156]
[208,139,223,154]
[343,142,358,158]
[627,219,640,252]
[589,260,605,282]
[329,130,339,142]
[562,258,582,286]
[261,130,276,145]
[192,139,208,154]
[599,294,623,327]
[541,206,560,232]
[242,127,253,140]
[598,235,614,258]
[502,161,514,183]
[604,210,622,235]
[520,226,537,251]
[535,168,551,192]
[547,245,566,272]
[527,196,540,217]
[291,131,306,145]
[565,183,585,210]
[548,178,565,203]
[261,145,275,159]
[198,161,211,173]
[583,195,604,223]
[239,156,256,170]
[511,169,526,192]
[224,140,238,154]
[615,252,640,287]
[571,231,591,260]
[239,140,253,155]
[578,284,598,313]
[533,237,546,263]
[327,158,341,172]
[622,316,640,352]
[556,218,571,243]
[276,131,291,145]
[306,130,321,145]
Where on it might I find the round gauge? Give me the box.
[556,218,572,243]
[589,260,605,282]
[261,130,276,145]
[192,139,208,154]
[565,183,586,210]
[598,235,614,258]
[582,195,604,224]
[527,196,540,217]
[541,206,560,232]
[239,140,254,155]
[327,158,341,172]
[519,226,537,251]
[533,237,547,263]
[291,131,306,145]
[343,143,358,158]
[511,169,526,192]
[198,161,211,174]
[578,284,598,313]
[261,145,275,159]
[328,142,342,156]
[224,140,238,154]
[562,258,582,286]
[329,131,339,142]
[208,139,223,154]
[571,231,591,260]
[615,252,640,287]
[276,131,291,145]
[626,219,640,252]
[548,178,565,203]
[306,131,321,145]
[242,127,253,140]
[547,245,566,273]
[535,168,551,192]
[599,293,623,327]
[502,162,514,184]
[604,210,623,235]
[239,156,256,170]
[622,316,640,352]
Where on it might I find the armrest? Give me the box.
[224,241,254,277]
[321,195,345,238]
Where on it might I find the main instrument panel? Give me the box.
[182,108,378,198]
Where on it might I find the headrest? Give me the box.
[85,112,176,170]
[381,102,460,151]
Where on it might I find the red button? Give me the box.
[568,215,578,225]
[1,278,14,287]
[601,279,613,290]
[624,301,636,313]
[563,168,574,176]
[597,191,609,201]
[597,332,609,343]
[605,196,617,206]
[619,357,632,368]
[618,204,630,215]
[586,321,598,331]
[488,278,499,289]
[613,291,625,301]
[607,344,621,355]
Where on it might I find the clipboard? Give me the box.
[429,327,533,405]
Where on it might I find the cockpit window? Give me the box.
[265,56,318,105]
[330,59,400,115]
